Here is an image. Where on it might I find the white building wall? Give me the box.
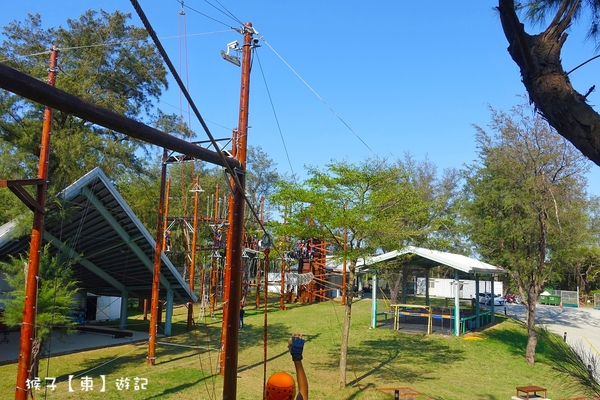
[417,277,503,299]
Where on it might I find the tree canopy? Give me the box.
[462,100,592,364]
[0,10,168,225]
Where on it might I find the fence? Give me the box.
[561,290,579,308]
[595,293,600,310]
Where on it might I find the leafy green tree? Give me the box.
[0,10,168,224]
[497,0,600,166]
[0,245,79,379]
[372,154,462,303]
[462,101,591,365]
[245,145,281,224]
[272,157,429,387]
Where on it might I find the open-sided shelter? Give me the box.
[0,167,196,334]
[357,246,507,336]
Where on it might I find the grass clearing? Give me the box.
[0,296,590,399]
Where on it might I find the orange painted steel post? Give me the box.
[279,208,286,310]
[163,177,171,251]
[15,45,58,400]
[210,184,220,317]
[221,22,254,399]
[342,226,348,305]
[148,148,168,366]
[219,130,238,375]
[187,176,200,330]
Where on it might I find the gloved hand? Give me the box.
[288,334,305,361]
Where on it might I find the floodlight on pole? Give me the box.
[220,41,241,67]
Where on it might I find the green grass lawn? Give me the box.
[0,296,591,399]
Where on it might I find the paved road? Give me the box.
[506,303,600,381]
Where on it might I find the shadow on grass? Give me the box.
[144,377,211,399]
[478,316,556,364]
[321,332,465,387]
[344,382,376,400]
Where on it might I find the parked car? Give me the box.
[479,292,505,306]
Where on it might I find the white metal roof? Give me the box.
[353,246,506,275]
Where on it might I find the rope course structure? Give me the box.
[0,1,365,398]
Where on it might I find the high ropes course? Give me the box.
[0,1,353,399]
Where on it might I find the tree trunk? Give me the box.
[524,297,538,365]
[339,265,355,388]
[497,0,600,167]
[30,339,42,381]
[390,271,402,304]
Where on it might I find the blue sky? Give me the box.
[2,1,600,194]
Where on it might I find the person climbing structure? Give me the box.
[165,231,171,251]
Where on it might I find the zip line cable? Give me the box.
[262,39,379,158]
[0,30,233,64]
[207,0,244,26]
[254,49,295,178]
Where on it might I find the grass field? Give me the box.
[0,296,591,399]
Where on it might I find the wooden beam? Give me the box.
[0,63,241,170]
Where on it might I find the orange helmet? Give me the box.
[265,372,296,400]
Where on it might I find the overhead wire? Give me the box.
[262,39,379,158]
[129,0,276,257]
[180,0,239,28]
[254,50,295,177]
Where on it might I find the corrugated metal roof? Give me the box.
[0,167,196,302]
[347,246,507,275]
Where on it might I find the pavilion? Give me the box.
[0,167,196,335]
[356,247,507,336]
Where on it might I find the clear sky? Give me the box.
[2,1,600,194]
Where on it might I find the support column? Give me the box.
[454,270,460,336]
[148,148,168,365]
[119,291,128,330]
[425,268,430,306]
[14,46,58,400]
[490,275,495,322]
[475,274,480,328]
[401,267,407,304]
[371,273,377,329]
[221,22,254,399]
[164,290,174,335]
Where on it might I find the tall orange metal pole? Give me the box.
[210,184,220,317]
[187,176,200,330]
[163,177,171,251]
[219,130,238,374]
[15,45,58,400]
[280,206,286,310]
[342,226,348,305]
[221,22,254,399]
[148,148,168,365]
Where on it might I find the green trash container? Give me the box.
[539,295,549,305]
[547,295,561,306]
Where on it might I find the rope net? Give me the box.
[268,272,314,286]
